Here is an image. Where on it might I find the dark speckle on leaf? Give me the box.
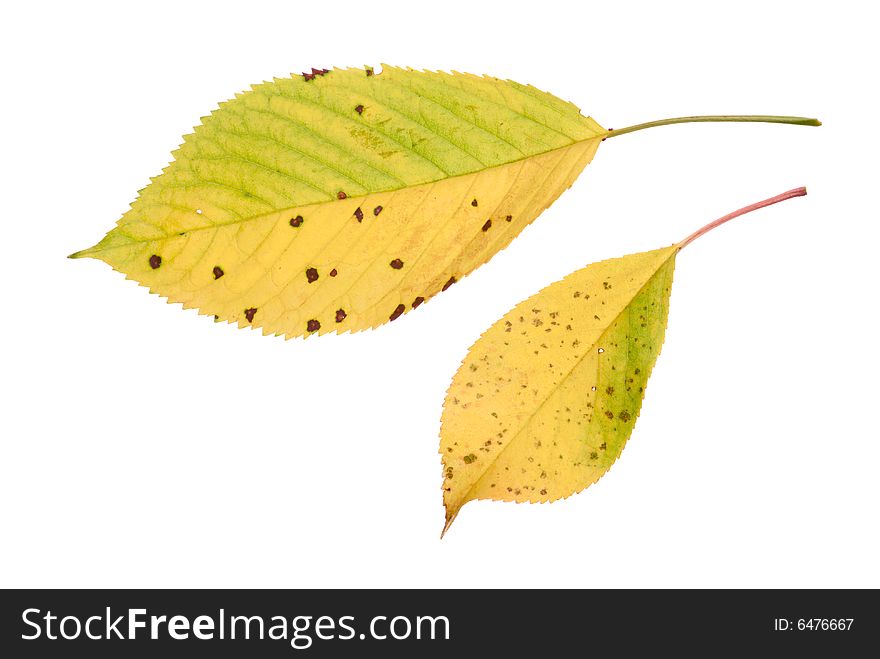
[604,410,614,420]
[329,268,338,277]
[482,219,492,232]
[306,267,319,283]
[212,266,224,279]
[389,258,404,269]
[354,207,364,222]
[619,410,632,422]
[337,191,347,200]
[463,453,477,464]
[389,303,405,321]
[505,214,512,222]
[307,319,320,332]
[373,205,383,216]
[149,255,161,269]
[442,276,457,291]
[412,296,425,309]
[471,198,478,207]
[290,215,303,227]
[335,309,347,323]
[244,308,257,323]
[355,104,364,114]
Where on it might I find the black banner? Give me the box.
[1,589,876,657]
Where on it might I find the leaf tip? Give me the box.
[440,509,459,539]
[68,247,96,260]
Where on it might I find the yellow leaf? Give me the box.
[440,188,808,534]
[70,65,818,338]
[70,66,602,337]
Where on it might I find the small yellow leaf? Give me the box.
[441,247,678,530]
[440,188,808,533]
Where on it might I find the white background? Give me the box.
[2,0,878,588]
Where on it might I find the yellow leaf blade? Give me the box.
[440,246,678,531]
[73,66,605,336]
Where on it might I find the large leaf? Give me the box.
[439,188,807,534]
[71,66,604,337]
[71,66,818,338]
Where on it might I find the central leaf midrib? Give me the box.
[97,138,604,253]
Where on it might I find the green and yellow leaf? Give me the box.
[439,188,808,533]
[72,65,818,339]
[71,66,604,337]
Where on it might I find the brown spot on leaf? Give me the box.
[412,296,425,309]
[337,191,347,200]
[306,319,320,332]
[442,276,456,291]
[481,219,492,232]
[354,207,364,222]
[590,451,598,460]
[373,205,383,216]
[302,72,315,81]
[389,303,405,321]
[505,214,512,222]
[471,198,478,207]
[463,453,477,464]
[365,66,374,76]
[289,215,303,227]
[212,266,224,279]
[329,268,338,277]
[149,255,161,269]
[389,258,404,269]
[306,267,319,283]
[619,410,632,422]
[244,308,257,323]
[335,309,347,323]
[355,104,364,114]
[604,410,614,420]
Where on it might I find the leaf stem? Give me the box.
[678,187,807,250]
[604,115,820,139]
